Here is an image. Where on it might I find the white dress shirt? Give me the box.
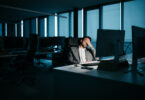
[79,47,86,64]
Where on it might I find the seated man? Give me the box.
[67,36,96,64]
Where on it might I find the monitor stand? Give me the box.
[124,58,144,76]
[97,59,129,71]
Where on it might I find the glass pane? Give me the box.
[31,18,38,34]
[7,24,15,37]
[78,10,83,37]
[58,13,69,37]
[15,24,17,37]
[21,20,24,37]
[48,16,55,37]
[39,18,45,37]
[17,22,21,37]
[86,9,99,49]
[23,20,30,38]
[103,3,121,30]
[124,0,145,42]
[70,12,74,37]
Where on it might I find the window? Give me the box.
[39,18,45,37]
[103,3,121,30]
[70,11,74,37]
[124,0,145,42]
[55,13,58,37]
[23,20,30,38]
[5,23,7,37]
[44,18,47,37]
[15,24,17,37]
[17,22,21,37]
[58,12,69,37]
[86,9,99,49]
[48,16,55,37]
[78,9,84,37]
[21,20,24,37]
[31,18,38,34]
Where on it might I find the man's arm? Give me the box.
[86,40,96,56]
[85,39,99,60]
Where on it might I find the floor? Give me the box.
[0,59,54,100]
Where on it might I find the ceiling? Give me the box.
[0,0,131,23]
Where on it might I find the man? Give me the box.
[67,36,96,64]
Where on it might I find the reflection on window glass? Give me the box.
[103,3,121,30]
[86,9,99,49]
[58,13,69,37]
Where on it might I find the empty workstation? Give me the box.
[0,0,145,100]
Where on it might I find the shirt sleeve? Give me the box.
[91,48,96,57]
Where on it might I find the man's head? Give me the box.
[79,36,91,48]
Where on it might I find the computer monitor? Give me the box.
[38,37,51,49]
[96,29,125,60]
[132,26,145,70]
[51,37,65,46]
[38,37,65,48]
[4,37,25,50]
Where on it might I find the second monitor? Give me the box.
[96,29,128,71]
[96,29,125,59]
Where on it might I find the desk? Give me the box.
[53,65,145,100]
[0,51,27,66]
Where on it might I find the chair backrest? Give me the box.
[65,38,79,47]
[29,34,38,52]
[26,34,38,62]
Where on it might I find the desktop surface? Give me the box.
[54,64,145,87]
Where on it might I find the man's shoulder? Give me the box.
[70,46,78,50]
[69,46,79,53]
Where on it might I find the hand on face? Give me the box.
[83,38,93,48]
[82,38,89,48]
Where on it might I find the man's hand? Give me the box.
[84,38,94,49]
[86,60,92,63]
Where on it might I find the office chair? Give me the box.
[61,37,80,65]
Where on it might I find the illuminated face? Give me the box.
[82,38,90,48]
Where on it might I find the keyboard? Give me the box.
[81,61,100,66]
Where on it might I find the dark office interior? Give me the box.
[0,0,145,100]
